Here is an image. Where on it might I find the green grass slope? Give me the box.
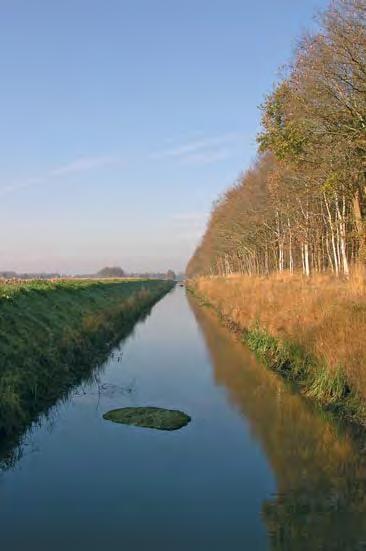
[0,279,174,438]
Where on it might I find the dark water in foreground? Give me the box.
[1,287,366,550]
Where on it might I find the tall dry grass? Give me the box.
[191,267,366,405]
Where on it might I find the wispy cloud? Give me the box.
[50,155,119,177]
[0,154,120,197]
[150,132,242,165]
[0,177,44,197]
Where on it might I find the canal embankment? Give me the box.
[0,278,174,438]
[188,272,366,426]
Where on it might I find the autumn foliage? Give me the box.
[187,0,366,278]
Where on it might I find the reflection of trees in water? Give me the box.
[189,297,366,550]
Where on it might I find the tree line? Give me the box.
[187,0,366,278]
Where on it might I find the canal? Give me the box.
[0,286,365,550]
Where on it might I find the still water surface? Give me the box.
[0,287,366,550]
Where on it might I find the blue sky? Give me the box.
[0,0,328,273]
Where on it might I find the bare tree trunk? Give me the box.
[353,189,365,261]
[287,217,294,273]
[325,232,334,272]
[324,193,339,275]
[336,194,349,277]
[264,245,269,275]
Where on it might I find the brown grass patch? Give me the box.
[191,267,366,402]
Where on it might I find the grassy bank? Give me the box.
[0,278,174,440]
[188,272,366,425]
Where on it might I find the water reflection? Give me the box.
[189,296,366,550]
[0,312,146,473]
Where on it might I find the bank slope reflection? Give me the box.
[189,297,366,550]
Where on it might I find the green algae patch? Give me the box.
[103,406,191,431]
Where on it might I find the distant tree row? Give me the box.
[0,267,177,281]
[96,267,176,280]
[0,271,62,280]
[187,0,366,278]
[96,266,126,278]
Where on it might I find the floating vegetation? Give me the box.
[103,406,191,431]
